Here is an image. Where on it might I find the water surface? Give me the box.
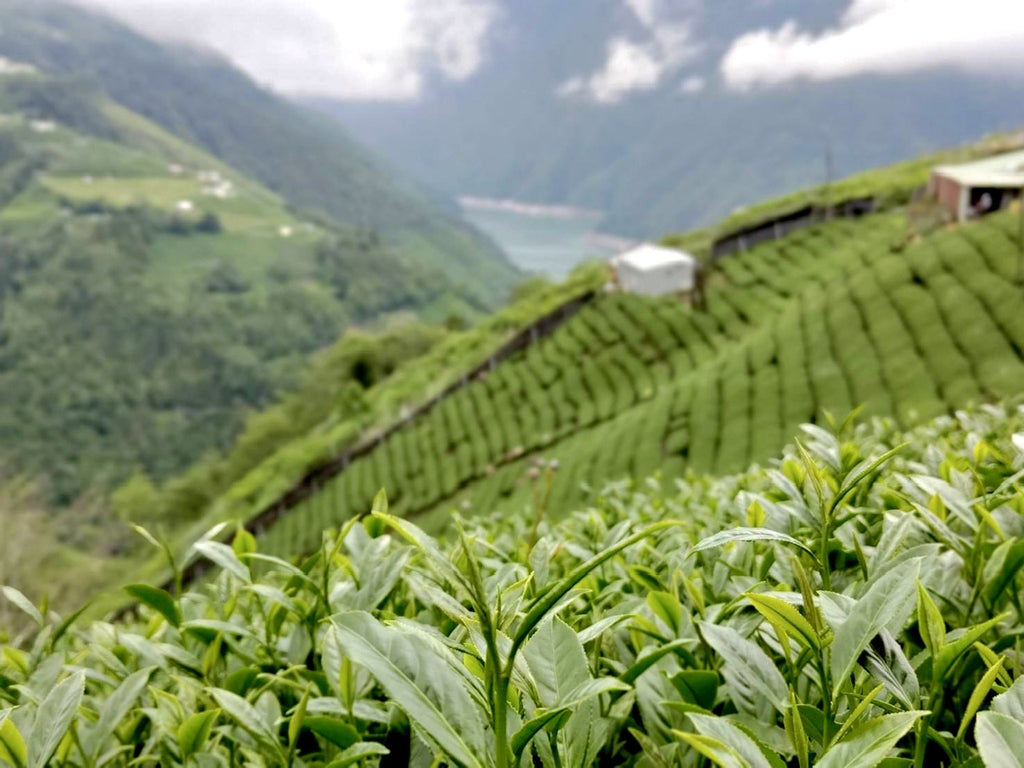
[461,200,626,280]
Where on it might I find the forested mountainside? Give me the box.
[0,0,523,515]
[0,71,498,508]
[318,0,1024,238]
[0,0,517,303]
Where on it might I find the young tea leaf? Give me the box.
[0,713,27,768]
[210,689,286,763]
[688,713,784,768]
[331,612,487,767]
[84,666,154,761]
[830,558,921,699]
[916,581,946,659]
[674,731,747,768]
[746,593,820,652]
[123,584,181,628]
[957,657,1005,741]
[177,710,220,762]
[326,742,391,768]
[27,670,85,768]
[815,711,925,768]
[1,587,43,626]
[687,528,817,560]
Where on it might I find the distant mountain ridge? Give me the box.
[316,0,1024,238]
[0,0,517,304]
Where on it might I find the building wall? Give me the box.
[618,261,696,296]
[932,172,966,220]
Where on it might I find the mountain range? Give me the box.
[0,0,517,301]
[316,0,1024,238]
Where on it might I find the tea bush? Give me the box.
[4,404,1024,765]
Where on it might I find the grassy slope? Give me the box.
[250,201,1024,558]
[18,134,1024,613]
[169,269,607,538]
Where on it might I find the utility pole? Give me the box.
[823,136,834,220]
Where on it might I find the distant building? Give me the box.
[611,243,698,298]
[930,150,1024,222]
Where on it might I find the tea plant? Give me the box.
[3,403,1024,765]
[256,210,1024,561]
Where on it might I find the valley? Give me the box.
[459,198,623,278]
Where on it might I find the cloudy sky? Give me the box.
[76,0,1024,102]
[722,0,1024,90]
[77,0,502,99]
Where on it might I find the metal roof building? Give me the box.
[611,243,698,297]
[930,150,1024,222]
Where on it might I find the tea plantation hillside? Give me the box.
[5,402,1024,766]
[238,208,1024,559]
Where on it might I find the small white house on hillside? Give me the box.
[611,243,698,297]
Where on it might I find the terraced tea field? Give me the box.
[256,210,1024,557]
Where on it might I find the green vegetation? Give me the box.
[0,111,467,504]
[1,18,1024,759]
[122,267,603,554]
[4,404,1024,766]
[234,207,1024,563]
[0,243,596,614]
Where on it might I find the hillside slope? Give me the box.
[0,0,517,304]
[138,145,1024,566]
[255,209,1024,556]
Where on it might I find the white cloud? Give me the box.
[721,0,1024,90]
[558,0,700,104]
[679,74,706,94]
[586,38,666,103]
[74,0,500,100]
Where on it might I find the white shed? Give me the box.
[930,149,1024,222]
[612,243,698,297]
